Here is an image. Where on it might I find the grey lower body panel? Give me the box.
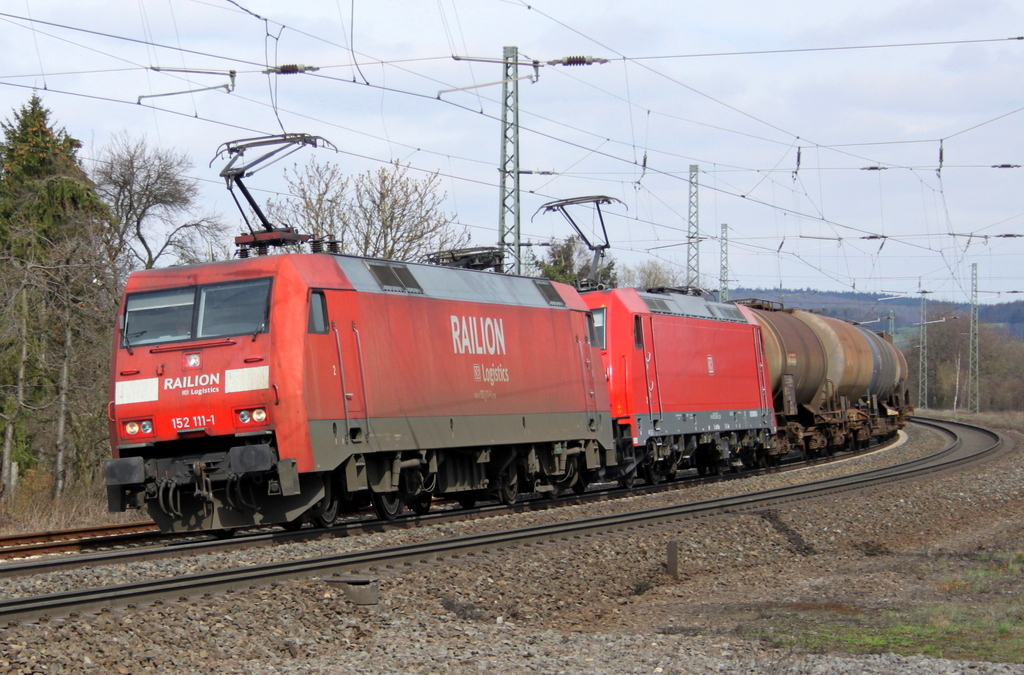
[308,411,613,471]
[630,408,776,445]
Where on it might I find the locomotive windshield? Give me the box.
[122,277,272,347]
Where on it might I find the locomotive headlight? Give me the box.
[140,420,153,434]
[251,408,267,423]
[125,421,140,436]
[238,410,252,424]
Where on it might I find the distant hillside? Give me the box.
[726,288,1024,340]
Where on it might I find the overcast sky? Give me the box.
[3,0,1024,304]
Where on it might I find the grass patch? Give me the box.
[794,610,1023,663]
[746,605,1024,662]
[741,553,1024,663]
[742,553,1024,663]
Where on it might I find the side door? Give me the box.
[303,289,343,420]
[328,290,367,442]
[643,314,663,420]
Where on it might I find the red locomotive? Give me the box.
[581,287,776,482]
[105,253,614,530]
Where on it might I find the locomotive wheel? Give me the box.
[313,481,340,528]
[372,492,403,520]
[542,482,562,499]
[409,494,433,516]
[314,494,341,528]
[498,477,519,505]
[643,462,670,485]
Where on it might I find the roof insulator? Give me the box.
[264,64,320,74]
[547,56,609,66]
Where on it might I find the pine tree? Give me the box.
[0,94,110,502]
[536,235,618,288]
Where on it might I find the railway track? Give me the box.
[0,523,160,561]
[0,417,998,624]
[0,427,905,574]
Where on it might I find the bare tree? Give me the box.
[91,133,227,272]
[344,162,467,260]
[620,259,685,289]
[264,160,349,243]
[265,159,467,262]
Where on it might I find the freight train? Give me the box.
[104,251,910,533]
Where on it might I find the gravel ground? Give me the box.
[1,421,1022,674]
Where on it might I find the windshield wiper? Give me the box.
[252,309,268,342]
[123,330,146,355]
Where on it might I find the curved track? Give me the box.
[0,417,1000,624]
[0,428,907,574]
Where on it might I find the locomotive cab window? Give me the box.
[122,277,273,347]
[308,291,329,334]
[197,278,273,339]
[588,308,606,350]
[633,315,644,350]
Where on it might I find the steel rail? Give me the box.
[0,523,161,560]
[0,428,906,576]
[0,417,1000,624]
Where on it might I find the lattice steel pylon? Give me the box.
[687,164,699,287]
[967,263,980,413]
[918,291,929,408]
[719,223,729,302]
[498,46,522,275]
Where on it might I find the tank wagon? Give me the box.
[105,253,612,531]
[737,300,911,457]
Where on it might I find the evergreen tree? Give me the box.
[0,95,110,502]
[536,235,618,288]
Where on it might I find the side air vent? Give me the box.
[643,297,673,314]
[366,262,424,294]
[710,305,746,321]
[534,280,566,306]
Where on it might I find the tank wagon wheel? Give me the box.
[457,495,477,510]
[409,494,433,516]
[372,492,404,521]
[618,471,635,489]
[282,516,306,531]
[211,529,236,539]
